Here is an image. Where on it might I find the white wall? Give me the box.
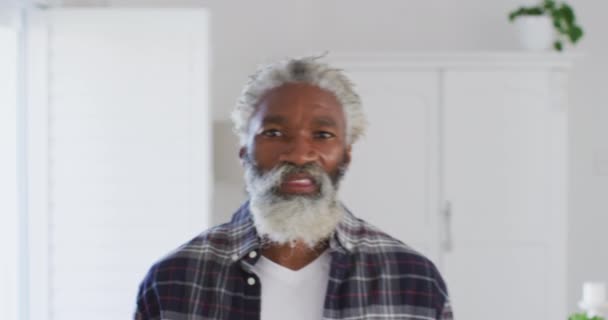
[0,1,18,27]
[46,0,608,314]
[566,0,608,313]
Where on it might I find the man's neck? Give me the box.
[261,240,329,271]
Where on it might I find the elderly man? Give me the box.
[135,57,453,320]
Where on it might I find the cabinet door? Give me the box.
[30,9,210,320]
[442,70,566,320]
[339,70,441,263]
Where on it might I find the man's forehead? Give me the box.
[260,114,339,127]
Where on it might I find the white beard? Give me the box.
[244,160,344,249]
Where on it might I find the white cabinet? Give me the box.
[332,53,571,320]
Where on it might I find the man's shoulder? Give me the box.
[152,202,253,265]
[134,218,249,317]
[141,220,243,283]
[344,214,423,256]
[171,221,237,258]
[344,214,450,303]
[346,215,445,278]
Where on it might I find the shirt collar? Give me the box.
[332,204,360,254]
[227,201,260,261]
[227,201,360,260]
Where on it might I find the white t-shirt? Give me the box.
[251,250,331,320]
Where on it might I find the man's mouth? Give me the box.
[279,173,318,195]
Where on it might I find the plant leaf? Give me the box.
[571,25,584,42]
[508,6,544,21]
[561,4,575,24]
[554,40,563,51]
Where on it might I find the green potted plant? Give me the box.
[508,0,584,51]
[568,313,605,320]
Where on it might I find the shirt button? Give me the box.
[247,277,256,286]
[248,251,257,259]
[231,254,239,261]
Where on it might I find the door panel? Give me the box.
[339,70,441,263]
[443,70,565,320]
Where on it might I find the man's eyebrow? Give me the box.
[261,115,286,125]
[313,116,338,127]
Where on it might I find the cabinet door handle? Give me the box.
[442,201,453,252]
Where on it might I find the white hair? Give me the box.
[231,56,367,146]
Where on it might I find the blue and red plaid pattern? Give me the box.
[135,202,453,319]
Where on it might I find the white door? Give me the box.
[0,24,19,320]
[27,9,210,320]
[339,70,442,263]
[442,70,567,320]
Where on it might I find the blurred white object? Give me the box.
[584,282,606,304]
[578,282,608,318]
[514,15,554,51]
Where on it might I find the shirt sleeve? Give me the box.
[439,300,453,320]
[134,268,161,320]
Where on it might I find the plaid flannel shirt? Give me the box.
[135,202,453,320]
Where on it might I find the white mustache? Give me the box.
[254,163,328,198]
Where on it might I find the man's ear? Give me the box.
[238,147,247,166]
[345,145,352,166]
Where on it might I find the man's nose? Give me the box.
[278,135,318,166]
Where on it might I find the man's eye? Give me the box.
[314,131,335,139]
[261,129,282,137]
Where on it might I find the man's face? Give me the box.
[241,83,352,197]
